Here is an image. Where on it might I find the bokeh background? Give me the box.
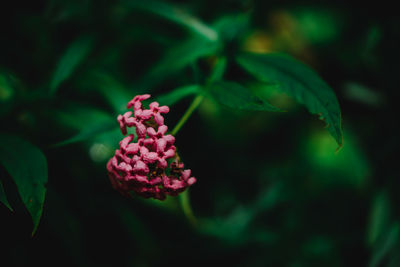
[1,0,399,266]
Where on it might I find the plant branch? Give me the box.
[171,94,204,136]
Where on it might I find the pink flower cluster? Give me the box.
[107,94,196,200]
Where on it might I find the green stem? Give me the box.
[179,190,197,227]
[171,94,204,136]
[171,94,204,226]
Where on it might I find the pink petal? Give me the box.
[110,155,119,168]
[164,147,175,158]
[135,123,147,138]
[125,175,136,181]
[131,155,141,164]
[133,102,142,111]
[142,152,158,164]
[124,117,136,127]
[127,98,137,109]
[127,95,150,108]
[119,134,134,151]
[138,94,151,101]
[138,109,153,120]
[115,149,131,164]
[163,134,175,145]
[125,111,133,117]
[156,138,167,153]
[187,177,196,185]
[133,175,148,183]
[181,169,191,180]
[158,125,168,135]
[118,115,127,135]
[158,105,169,114]
[125,143,139,155]
[167,179,185,190]
[158,158,167,169]
[140,146,149,155]
[154,113,164,126]
[150,177,162,185]
[162,175,171,185]
[117,162,132,173]
[106,158,114,172]
[149,101,159,109]
[146,127,157,138]
[143,138,154,147]
[117,114,123,122]
[133,160,149,174]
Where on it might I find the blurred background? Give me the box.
[1,0,399,266]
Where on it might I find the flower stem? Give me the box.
[171,94,204,226]
[179,190,197,227]
[171,94,204,136]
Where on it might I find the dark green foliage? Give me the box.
[0,180,13,211]
[0,0,397,266]
[156,84,202,106]
[237,53,343,146]
[0,134,47,234]
[50,36,94,94]
[209,81,280,111]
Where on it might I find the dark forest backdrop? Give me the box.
[1,0,399,266]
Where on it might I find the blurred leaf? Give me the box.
[370,223,400,267]
[0,72,18,116]
[200,181,284,245]
[139,37,220,89]
[0,180,13,211]
[208,57,227,83]
[55,120,116,147]
[0,134,48,235]
[362,25,382,64]
[50,36,93,94]
[213,13,250,42]
[83,72,134,112]
[156,84,202,106]
[53,104,116,147]
[303,236,335,258]
[305,130,369,188]
[343,82,383,107]
[367,191,391,247]
[54,104,112,130]
[123,0,218,41]
[292,8,342,44]
[0,73,15,102]
[237,53,343,147]
[200,206,254,244]
[209,81,281,111]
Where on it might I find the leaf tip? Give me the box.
[335,140,344,153]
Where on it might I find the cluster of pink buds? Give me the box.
[107,94,196,200]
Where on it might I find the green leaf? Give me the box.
[50,36,93,94]
[52,104,116,147]
[370,223,400,267]
[123,0,218,41]
[0,134,48,235]
[139,37,220,89]
[53,104,112,130]
[208,57,227,83]
[54,120,116,147]
[291,8,343,44]
[82,72,134,113]
[236,52,343,147]
[213,13,250,42]
[368,191,391,247]
[0,180,13,211]
[156,85,202,106]
[209,81,281,111]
